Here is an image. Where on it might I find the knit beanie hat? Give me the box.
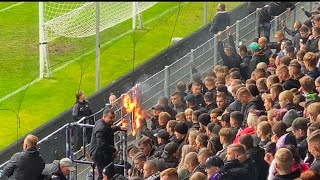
[198,113,211,126]
[174,122,189,134]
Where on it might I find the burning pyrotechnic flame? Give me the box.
[122,94,143,136]
[123,94,137,113]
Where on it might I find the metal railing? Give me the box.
[0,1,315,179]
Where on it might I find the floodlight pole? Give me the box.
[95,2,101,91]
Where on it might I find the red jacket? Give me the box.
[233,127,256,144]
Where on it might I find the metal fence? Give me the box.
[0,1,316,179]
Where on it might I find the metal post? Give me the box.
[66,125,72,159]
[213,36,218,65]
[39,2,47,79]
[293,6,296,23]
[96,2,100,91]
[164,66,170,98]
[189,49,195,81]
[204,2,208,25]
[123,131,128,178]
[132,2,137,29]
[274,16,279,34]
[255,8,260,38]
[309,2,313,12]
[235,20,240,46]
[82,127,86,157]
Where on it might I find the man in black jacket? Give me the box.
[89,108,125,180]
[3,134,45,180]
[237,87,264,127]
[42,158,76,180]
[274,148,301,180]
[239,134,269,180]
[222,144,256,180]
[216,30,241,70]
[209,3,230,34]
[286,117,309,160]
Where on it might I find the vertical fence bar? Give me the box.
[204,2,208,25]
[235,20,240,46]
[309,2,313,12]
[213,36,218,65]
[189,49,195,81]
[255,8,260,38]
[274,16,279,34]
[164,66,170,98]
[293,5,296,23]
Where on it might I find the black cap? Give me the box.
[217,85,228,94]
[198,113,211,126]
[154,129,170,140]
[207,122,222,134]
[161,142,179,158]
[174,122,189,134]
[152,104,164,111]
[184,94,197,102]
[203,156,224,168]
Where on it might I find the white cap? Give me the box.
[60,158,76,171]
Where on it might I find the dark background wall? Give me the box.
[0,2,261,164]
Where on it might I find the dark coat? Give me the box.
[218,36,241,70]
[306,36,320,53]
[239,52,252,81]
[282,78,301,90]
[155,157,179,172]
[297,137,308,160]
[41,160,67,180]
[308,69,320,80]
[72,100,93,122]
[220,159,249,180]
[273,169,301,180]
[89,119,121,164]
[268,2,295,16]
[3,147,45,180]
[310,156,320,173]
[241,98,264,127]
[241,157,257,180]
[209,11,231,34]
[247,53,267,78]
[247,147,268,180]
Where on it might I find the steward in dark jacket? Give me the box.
[3,147,45,180]
[209,4,230,34]
[89,109,123,179]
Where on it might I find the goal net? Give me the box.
[43,2,157,42]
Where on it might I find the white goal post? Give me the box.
[38,2,157,79]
